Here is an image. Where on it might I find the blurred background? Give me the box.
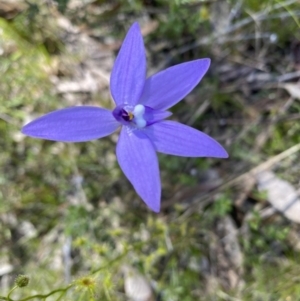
[0,0,300,300]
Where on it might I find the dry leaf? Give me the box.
[280,83,300,100]
[122,265,155,301]
[257,171,300,223]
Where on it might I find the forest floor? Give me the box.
[1,0,300,300]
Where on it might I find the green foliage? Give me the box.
[244,209,290,254]
[54,0,70,13]
[156,0,209,41]
[211,195,232,217]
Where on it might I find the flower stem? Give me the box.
[7,286,17,301]
[18,285,73,301]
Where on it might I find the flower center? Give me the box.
[113,104,147,128]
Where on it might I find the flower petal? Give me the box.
[110,22,146,106]
[144,121,228,158]
[144,106,172,126]
[116,126,161,212]
[22,107,120,142]
[140,59,210,110]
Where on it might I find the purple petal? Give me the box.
[116,126,161,212]
[22,107,120,142]
[110,22,146,106]
[144,121,228,158]
[144,106,172,126]
[140,59,210,110]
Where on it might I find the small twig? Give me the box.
[277,113,300,123]
[0,113,16,125]
[277,71,300,82]
[209,71,300,95]
[141,0,228,14]
[178,142,300,219]
[275,0,300,27]
[187,99,210,126]
[226,0,299,33]
[165,7,300,63]
[166,32,279,65]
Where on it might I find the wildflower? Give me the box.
[74,276,96,293]
[22,23,228,212]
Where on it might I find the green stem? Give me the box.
[275,0,300,27]
[7,286,18,301]
[91,241,145,275]
[18,285,73,301]
[78,291,84,301]
[103,287,112,301]
[54,291,65,301]
[91,252,127,275]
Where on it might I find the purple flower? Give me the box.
[22,23,228,213]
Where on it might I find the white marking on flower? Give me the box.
[135,119,146,128]
[133,104,145,117]
[133,104,146,128]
